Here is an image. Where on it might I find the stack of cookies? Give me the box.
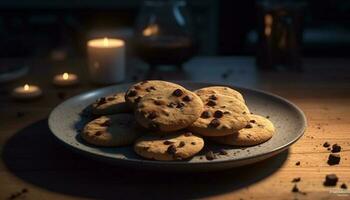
[81,80,275,161]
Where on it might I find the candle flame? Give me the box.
[24,84,29,91]
[103,37,109,46]
[63,73,69,80]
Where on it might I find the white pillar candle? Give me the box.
[12,84,42,100]
[53,72,79,86]
[87,37,125,84]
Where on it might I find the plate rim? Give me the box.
[48,81,307,166]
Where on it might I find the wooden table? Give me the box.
[1,56,349,200]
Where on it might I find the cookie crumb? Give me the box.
[205,151,216,160]
[327,153,341,165]
[324,174,338,186]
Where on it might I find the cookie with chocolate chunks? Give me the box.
[134,132,204,161]
[194,86,245,103]
[134,88,203,132]
[125,80,186,109]
[210,114,275,146]
[188,93,250,136]
[91,92,131,115]
[81,114,140,147]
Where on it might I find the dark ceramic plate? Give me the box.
[48,82,306,171]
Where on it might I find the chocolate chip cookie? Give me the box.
[195,86,245,103]
[134,88,204,132]
[134,132,204,161]
[188,93,250,136]
[125,80,186,109]
[81,114,140,147]
[211,114,275,146]
[91,92,131,115]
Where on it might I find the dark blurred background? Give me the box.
[0,0,349,59]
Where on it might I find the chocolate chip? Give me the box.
[154,100,164,105]
[172,89,183,97]
[184,132,193,136]
[191,142,196,145]
[182,95,191,102]
[295,161,300,166]
[206,100,216,106]
[341,183,347,189]
[127,90,137,97]
[134,96,142,103]
[134,85,141,90]
[266,115,270,118]
[324,174,338,186]
[167,144,177,155]
[107,97,115,101]
[242,111,247,114]
[100,120,111,126]
[205,151,216,160]
[245,124,253,128]
[178,141,185,147]
[213,110,224,118]
[209,119,220,128]
[201,111,211,118]
[327,153,341,165]
[95,131,103,136]
[147,111,158,119]
[209,95,217,100]
[167,102,177,108]
[176,102,185,108]
[292,184,299,192]
[223,111,230,114]
[327,147,331,151]
[250,119,256,123]
[219,149,228,155]
[292,177,301,183]
[323,142,330,148]
[332,144,341,153]
[145,87,155,92]
[163,140,174,145]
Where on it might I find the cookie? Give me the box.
[134,132,204,161]
[81,114,140,147]
[195,86,245,103]
[125,80,186,109]
[91,93,131,115]
[211,114,275,146]
[134,87,204,132]
[188,93,250,136]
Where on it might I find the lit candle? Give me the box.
[12,84,42,100]
[53,72,79,86]
[87,37,125,84]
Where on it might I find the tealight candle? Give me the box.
[53,72,79,86]
[12,84,42,100]
[87,37,125,84]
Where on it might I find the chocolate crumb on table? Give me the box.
[295,161,300,166]
[323,142,330,148]
[327,153,341,165]
[324,174,338,186]
[292,184,299,192]
[292,177,301,183]
[340,183,347,189]
[331,144,341,153]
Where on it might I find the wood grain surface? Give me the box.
[0,57,349,200]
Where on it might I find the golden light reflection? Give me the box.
[103,37,109,46]
[142,24,159,37]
